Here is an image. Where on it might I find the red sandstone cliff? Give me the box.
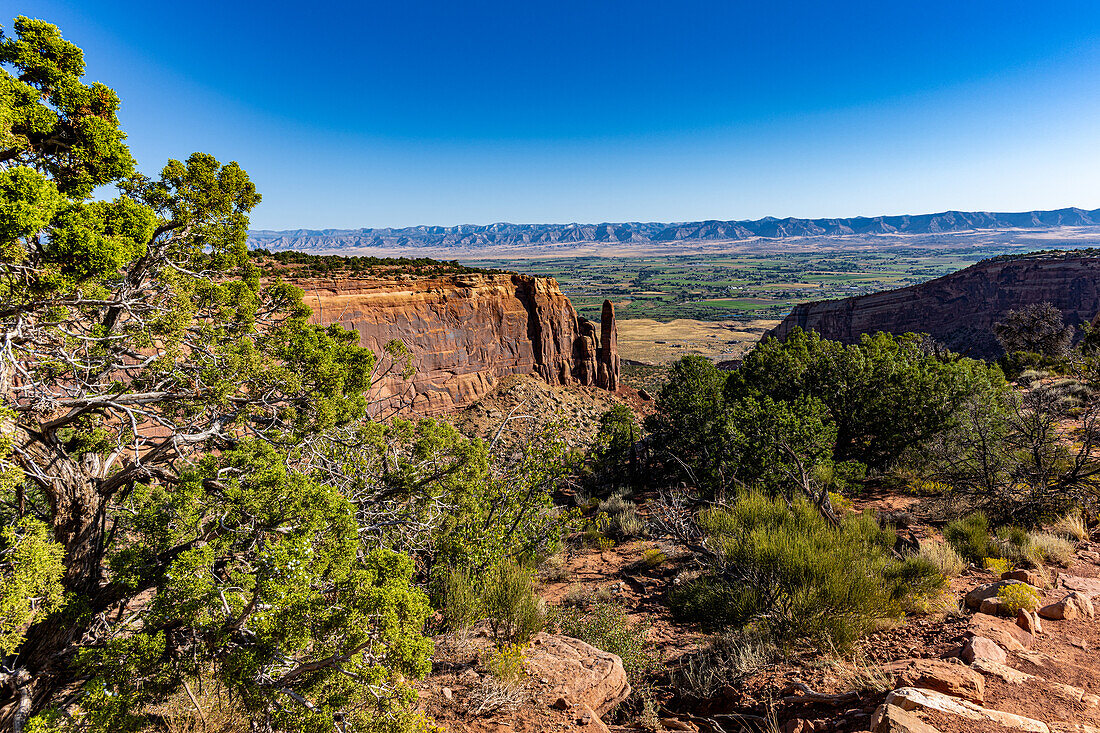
[768,253,1100,357]
[296,272,618,413]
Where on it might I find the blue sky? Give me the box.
[15,1,1100,229]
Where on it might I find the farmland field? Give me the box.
[466,240,1089,363]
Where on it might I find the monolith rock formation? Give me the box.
[768,251,1100,357]
[297,273,619,413]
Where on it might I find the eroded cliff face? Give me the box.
[296,273,618,413]
[768,253,1100,358]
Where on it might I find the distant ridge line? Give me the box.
[248,206,1100,251]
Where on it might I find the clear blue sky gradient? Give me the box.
[14,1,1100,229]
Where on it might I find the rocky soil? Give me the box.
[416,503,1100,733]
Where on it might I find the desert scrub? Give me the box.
[671,629,777,700]
[538,553,570,583]
[552,600,659,682]
[982,557,1011,574]
[482,560,546,644]
[483,642,528,683]
[1053,511,1088,542]
[641,548,667,568]
[599,492,646,539]
[919,540,965,578]
[997,583,1041,615]
[995,526,1038,566]
[945,512,994,562]
[1030,531,1075,567]
[670,493,940,649]
[442,566,482,635]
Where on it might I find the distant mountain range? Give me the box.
[248,207,1100,252]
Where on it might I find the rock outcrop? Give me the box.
[768,252,1100,358]
[297,273,619,413]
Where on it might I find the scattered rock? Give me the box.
[783,720,812,733]
[885,687,1050,732]
[525,633,630,716]
[441,687,453,701]
[881,658,985,702]
[961,635,1006,666]
[1060,574,1100,598]
[660,718,696,732]
[967,613,1035,651]
[458,667,481,684]
[1004,569,1048,588]
[637,388,651,401]
[1039,599,1080,621]
[965,580,1031,610]
[552,696,572,710]
[1064,590,1096,618]
[1017,608,1043,635]
[970,658,1035,684]
[870,703,943,733]
[980,596,1007,616]
[1049,681,1086,703]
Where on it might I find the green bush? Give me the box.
[442,566,482,634]
[994,526,1037,566]
[553,600,659,682]
[944,512,994,562]
[670,493,935,649]
[481,560,546,644]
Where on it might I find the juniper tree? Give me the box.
[0,17,431,732]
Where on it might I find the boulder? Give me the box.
[967,613,1035,651]
[881,658,985,702]
[1064,590,1095,618]
[1039,599,1079,621]
[1004,569,1048,588]
[1017,608,1042,635]
[525,633,630,716]
[885,687,1050,732]
[961,636,1006,666]
[980,596,1007,616]
[870,704,943,733]
[965,580,1031,610]
[970,659,1034,684]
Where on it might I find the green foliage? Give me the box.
[590,404,639,484]
[480,560,546,645]
[0,18,440,731]
[0,518,65,655]
[641,548,667,568]
[645,356,730,488]
[997,583,1041,615]
[442,566,483,635]
[945,512,994,563]
[730,329,1005,470]
[553,600,660,682]
[671,493,933,649]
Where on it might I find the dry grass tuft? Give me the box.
[918,540,965,578]
[1030,531,1075,567]
[1053,511,1088,542]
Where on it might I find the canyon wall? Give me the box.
[768,253,1100,358]
[297,273,618,414]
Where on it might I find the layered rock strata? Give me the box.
[297,273,618,414]
[768,253,1100,358]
